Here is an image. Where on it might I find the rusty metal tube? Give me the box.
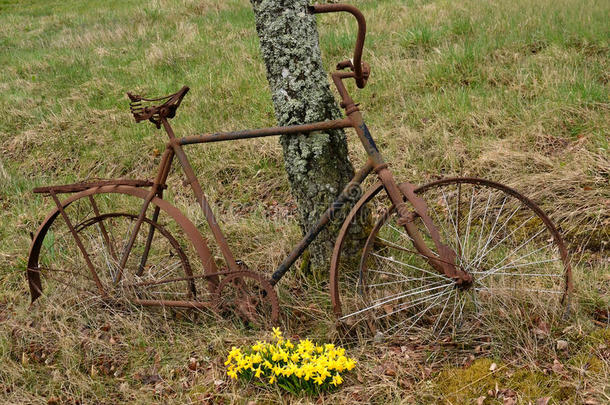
[309,3,367,88]
[132,298,212,309]
[178,118,352,145]
[270,159,374,285]
[49,192,107,296]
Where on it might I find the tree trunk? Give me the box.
[249,0,362,270]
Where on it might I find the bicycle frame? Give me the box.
[116,102,376,288]
[112,3,473,291]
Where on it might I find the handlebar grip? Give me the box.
[308,3,368,88]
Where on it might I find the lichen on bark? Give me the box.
[249,0,360,270]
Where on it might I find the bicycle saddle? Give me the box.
[127,86,189,129]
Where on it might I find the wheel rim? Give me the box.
[335,178,571,339]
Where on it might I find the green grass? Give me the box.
[0,0,608,403]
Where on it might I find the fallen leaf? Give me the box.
[422,366,433,378]
[214,379,224,386]
[536,397,550,405]
[476,395,486,405]
[500,388,516,398]
[551,359,564,373]
[153,381,165,395]
[384,368,397,377]
[350,388,363,401]
[533,319,550,336]
[137,373,162,385]
[153,352,161,373]
[533,328,548,337]
[556,340,568,350]
[503,398,516,405]
[398,378,410,388]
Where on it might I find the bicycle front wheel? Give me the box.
[333,178,572,339]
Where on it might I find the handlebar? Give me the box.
[308,3,368,88]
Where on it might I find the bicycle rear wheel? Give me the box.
[28,192,204,307]
[333,178,572,339]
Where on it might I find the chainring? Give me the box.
[213,269,279,324]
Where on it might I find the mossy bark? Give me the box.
[250,0,362,270]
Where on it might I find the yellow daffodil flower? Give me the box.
[254,367,263,378]
[331,373,343,386]
[225,328,356,394]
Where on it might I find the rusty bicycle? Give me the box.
[26,4,573,337]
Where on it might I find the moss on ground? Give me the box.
[433,357,575,403]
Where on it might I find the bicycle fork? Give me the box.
[342,95,472,287]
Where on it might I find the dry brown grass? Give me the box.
[1,0,608,403]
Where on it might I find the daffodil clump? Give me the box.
[225,328,356,394]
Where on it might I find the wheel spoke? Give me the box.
[473,189,494,263]
[377,287,454,320]
[388,285,453,335]
[461,185,476,263]
[479,258,562,282]
[471,271,562,277]
[428,201,456,254]
[432,287,456,334]
[366,272,440,287]
[388,224,413,242]
[369,281,449,305]
[440,189,466,265]
[471,197,511,266]
[339,281,450,320]
[474,287,563,294]
[479,235,551,279]
[472,212,535,269]
[371,252,450,280]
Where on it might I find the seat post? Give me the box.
[160,116,177,140]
